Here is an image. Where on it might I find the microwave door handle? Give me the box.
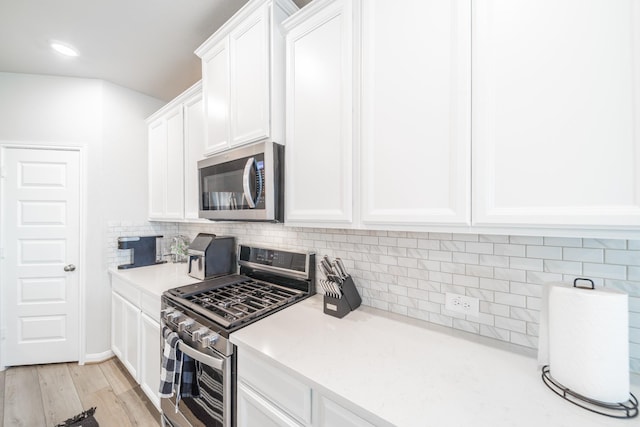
[242,157,257,208]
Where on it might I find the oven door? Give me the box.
[161,340,233,427]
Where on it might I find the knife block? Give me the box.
[323,275,362,319]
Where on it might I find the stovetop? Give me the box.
[162,245,315,345]
[166,274,305,329]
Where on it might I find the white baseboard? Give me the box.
[83,350,114,364]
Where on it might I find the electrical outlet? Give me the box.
[445,292,479,317]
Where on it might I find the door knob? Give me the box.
[64,264,76,272]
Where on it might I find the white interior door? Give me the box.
[1,146,80,366]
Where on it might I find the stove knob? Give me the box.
[166,311,182,323]
[201,333,219,347]
[192,327,209,341]
[178,318,195,332]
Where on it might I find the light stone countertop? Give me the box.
[231,295,640,427]
[107,262,199,297]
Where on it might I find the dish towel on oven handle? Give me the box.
[159,326,202,413]
[159,326,182,399]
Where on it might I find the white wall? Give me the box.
[0,72,164,360]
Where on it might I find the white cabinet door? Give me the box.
[147,104,184,220]
[112,292,140,381]
[184,91,205,220]
[284,0,353,226]
[165,107,185,219]
[472,0,640,227]
[202,39,231,155]
[139,312,161,410]
[237,382,304,427]
[111,292,124,360]
[148,118,167,219]
[122,294,140,381]
[360,0,471,227]
[230,4,270,146]
[316,395,375,427]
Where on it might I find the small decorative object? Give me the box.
[170,235,190,263]
[55,407,99,427]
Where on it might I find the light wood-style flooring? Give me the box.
[0,357,161,427]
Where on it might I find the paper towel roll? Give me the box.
[546,283,629,403]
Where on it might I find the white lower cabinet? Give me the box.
[237,381,304,427]
[111,291,140,380]
[139,312,161,409]
[315,396,374,427]
[236,348,381,427]
[110,275,161,410]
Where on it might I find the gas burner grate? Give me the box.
[184,278,303,328]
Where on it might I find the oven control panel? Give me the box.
[161,307,222,352]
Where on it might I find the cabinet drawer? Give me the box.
[140,291,161,321]
[238,350,311,425]
[111,276,141,307]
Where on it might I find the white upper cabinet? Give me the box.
[201,39,230,154]
[283,0,354,226]
[196,0,298,155]
[360,0,471,227]
[183,90,205,220]
[230,6,270,146]
[147,82,204,221]
[147,104,184,220]
[472,0,640,228]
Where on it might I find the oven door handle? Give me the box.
[177,341,225,371]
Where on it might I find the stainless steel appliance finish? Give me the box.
[161,245,315,427]
[198,141,284,222]
[186,234,235,280]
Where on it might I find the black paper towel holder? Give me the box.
[541,365,637,419]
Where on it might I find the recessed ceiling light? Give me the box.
[50,41,79,57]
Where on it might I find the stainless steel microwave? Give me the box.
[198,141,284,222]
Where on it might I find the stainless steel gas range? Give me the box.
[160,244,315,427]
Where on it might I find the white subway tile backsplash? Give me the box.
[480,301,510,317]
[465,242,494,254]
[629,240,640,250]
[583,263,626,280]
[543,237,582,247]
[135,222,638,374]
[510,332,537,349]
[510,257,543,271]
[583,238,627,249]
[479,234,510,243]
[526,245,562,260]
[510,236,543,245]
[480,325,510,341]
[526,271,563,285]
[428,250,453,262]
[453,274,480,287]
[494,267,527,282]
[605,249,640,266]
[494,244,526,257]
[452,252,479,265]
[465,265,494,279]
[563,247,603,263]
[479,254,510,268]
[479,278,510,292]
[495,292,526,308]
[495,316,526,333]
[453,319,481,334]
[543,260,582,275]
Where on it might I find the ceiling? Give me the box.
[0,0,311,102]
